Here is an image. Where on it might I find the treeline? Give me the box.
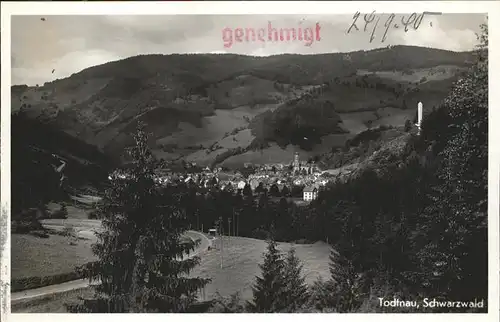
[166,181,305,242]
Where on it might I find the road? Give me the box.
[11,226,211,303]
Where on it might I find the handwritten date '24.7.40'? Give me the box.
[347,11,429,43]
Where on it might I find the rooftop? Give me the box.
[303,186,317,192]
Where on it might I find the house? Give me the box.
[303,186,318,201]
[249,179,260,190]
[237,180,247,190]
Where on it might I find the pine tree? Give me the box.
[270,184,280,197]
[327,246,364,312]
[281,185,290,197]
[248,238,286,312]
[282,247,309,312]
[67,123,210,313]
[255,182,265,194]
[243,183,252,197]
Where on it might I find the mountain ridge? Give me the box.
[11,45,474,168]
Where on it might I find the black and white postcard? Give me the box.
[1,1,499,321]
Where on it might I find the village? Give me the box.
[112,152,334,202]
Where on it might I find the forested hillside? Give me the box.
[12,46,473,166]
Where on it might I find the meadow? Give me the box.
[12,235,331,312]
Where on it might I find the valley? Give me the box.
[9,44,487,313]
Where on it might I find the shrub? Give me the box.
[251,228,270,240]
[404,119,412,132]
[87,209,100,219]
[208,292,246,313]
[11,220,43,234]
[29,230,49,238]
[293,238,314,244]
[11,269,85,292]
[62,226,76,237]
[51,205,68,219]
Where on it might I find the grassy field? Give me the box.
[12,201,98,280]
[192,236,330,301]
[12,199,194,281]
[12,236,330,312]
[11,233,96,280]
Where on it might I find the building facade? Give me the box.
[293,152,300,173]
[293,152,317,174]
[303,186,318,201]
[237,181,246,190]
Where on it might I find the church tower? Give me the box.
[293,152,300,172]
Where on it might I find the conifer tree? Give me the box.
[243,183,252,197]
[67,123,210,313]
[327,246,364,312]
[270,184,280,197]
[282,247,309,312]
[248,238,286,312]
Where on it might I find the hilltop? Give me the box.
[11,45,473,168]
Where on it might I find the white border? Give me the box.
[1,1,499,322]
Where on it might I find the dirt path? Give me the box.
[11,230,211,303]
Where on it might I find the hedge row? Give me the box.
[11,270,84,292]
[11,261,97,292]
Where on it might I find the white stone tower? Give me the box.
[417,102,423,135]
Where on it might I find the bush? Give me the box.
[404,119,412,132]
[251,228,271,240]
[29,230,49,238]
[207,292,246,313]
[293,239,314,244]
[62,226,76,237]
[11,220,43,234]
[50,205,68,219]
[88,209,100,219]
[11,269,84,292]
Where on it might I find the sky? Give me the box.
[11,14,487,86]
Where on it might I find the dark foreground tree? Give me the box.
[282,247,309,311]
[247,238,286,312]
[269,184,280,197]
[281,185,290,197]
[326,246,365,312]
[67,123,210,313]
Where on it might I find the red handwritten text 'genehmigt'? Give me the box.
[222,22,321,48]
